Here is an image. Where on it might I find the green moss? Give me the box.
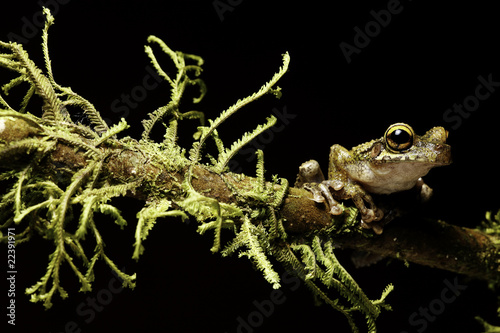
[0,8,396,332]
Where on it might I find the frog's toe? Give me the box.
[329,204,343,215]
[318,184,344,215]
[303,183,344,215]
[304,184,327,203]
[306,188,326,204]
[323,179,344,191]
[360,220,384,234]
[354,192,384,222]
[373,208,384,221]
[360,207,384,223]
[361,209,376,223]
[371,223,384,235]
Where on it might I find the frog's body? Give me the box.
[296,123,451,234]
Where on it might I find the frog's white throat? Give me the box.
[346,162,438,194]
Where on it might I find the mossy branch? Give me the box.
[0,9,498,332]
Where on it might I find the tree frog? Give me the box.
[295,123,451,234]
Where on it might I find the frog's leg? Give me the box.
[318,179,385,223]
[295,157,384,226]
[295,160,326,186]
[305,181,344,215]
[328,144,384,224]
[347,186,384,223]
[346,189,384,234]
[296,160,344,215]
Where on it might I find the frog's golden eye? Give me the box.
[384,123,415,153]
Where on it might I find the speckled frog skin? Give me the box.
[295,123,451,234]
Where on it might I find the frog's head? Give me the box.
[353,123,452,194]
[345,123,451,194]
[370,123,451,166]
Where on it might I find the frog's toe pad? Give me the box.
[303,184,326,203]
[361,209,376,223]
[303,182,344,215]
[360,207,384,222]
[329,204,343,215]
[374,208,384,221]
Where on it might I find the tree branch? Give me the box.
[193,170,500,282]
[2,116,497,282]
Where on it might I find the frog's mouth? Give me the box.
[373,142,452,166]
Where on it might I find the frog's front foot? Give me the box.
[309,179,385,232]
[296,160,344,215]
[349,190,384,224]
[303,180,344,215]
[296,160,384,233]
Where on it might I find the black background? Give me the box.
[1,1,500,332]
